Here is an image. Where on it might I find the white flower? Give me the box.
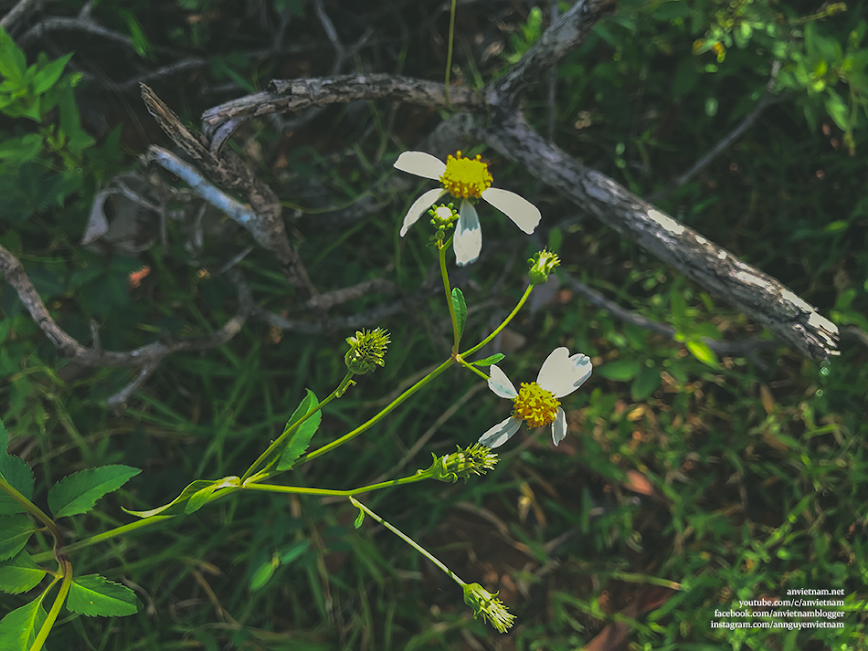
[478,347,592,449]
[394,150,541,266]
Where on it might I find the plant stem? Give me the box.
[456,355,490,380]
[351,497,465,585]
[303,357,456,463]
[243,473,427,497]
[241,372,353,482]
[0,476,65,548]
[440,240,461,353]
[444,0,457,108]
[30,516,175,563]
[30,557,71,651]
[461,284,534,358]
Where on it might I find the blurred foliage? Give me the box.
[1,0,867,649]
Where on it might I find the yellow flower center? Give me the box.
[512,382,560,428]
[439,151,492,200]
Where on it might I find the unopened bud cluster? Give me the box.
[422,444,498,483]
[345,327,391,375]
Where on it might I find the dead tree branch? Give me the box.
[140,84,317,299]
[473,111,839,362]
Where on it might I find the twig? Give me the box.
[558,271,781,358]
[473,111,840,362]
[0,246,254,409]
[0,0,39,31]
[649,63,788,202]
[486,0,617,112]
[140,84,317,298]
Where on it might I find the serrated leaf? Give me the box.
[451,287,467,340]
[32,53,72,94]
[48,465,140,518]
[0,550,46,594]
[0,597,48,651]
[471,353,506,367]
[122,479,218,518]
[0,446,35,516]
[686,340,719,368]
[0,515,34,562]
[67,574,139,617]
[277,390,321,471]
[631,367,661,401]
[596,360,641,381]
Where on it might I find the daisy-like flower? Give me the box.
[394,151,542,266]
[478,347,593,449]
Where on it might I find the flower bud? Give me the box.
[422,444,498,483]
[344,327,390,375]
[462,583,516,633]
[527,250,560,286]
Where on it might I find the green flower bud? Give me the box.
[462,583,516,633]
[422,444,498,483]
[345,327,390,375]
[527,250,561,286]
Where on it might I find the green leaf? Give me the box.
[471,353,506,367]
[0,134,43,162]
[354,508,365,529]
[277,390,321,471]
[278,539,309,563]
[249,555,278,592]
[183,476,239,515]
[67,574,139,617]
[631,367,661,401]
[0,598,47,651]
[686,340,719,368]
[0,420,35,515]
[596,360,641,381]
[451,287,467,340]
[0,515,35,561]
[123,479,219,518]
[0,27,27,87]
[0,550,46,594]
[48,465,141,518]
[824,90,849,131]
[32,53,72,95]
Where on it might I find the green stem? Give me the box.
[440,240,461,353]
[444,0,458,109]
[461,284,534,358]
[0,476,64,546]
[242,473,427,497]
[351,497,465,585]
[456,355,490,380]
[303,357,456,463]
[241,372,354,482]
[30,557,72,651]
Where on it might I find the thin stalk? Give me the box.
[241,372,354,482]
[444,0,458,108]
[0,476,64,546]
[243,473,427,497]
[461,284,534,358]
[303,357,456,463]
[440,240,461,353]
[351,497,465,584]
[30,557,72,651]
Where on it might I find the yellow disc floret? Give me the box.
[512,382,560,428]
[439,151,493,200]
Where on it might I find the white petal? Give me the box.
[454,200,482,267]
[536,347,593,398]
[488,365,518,399]
[478,416,522,449]
[399,188,448,237]
[481,187,541,234]
[394,151,446,180]
[551,408,567,446]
